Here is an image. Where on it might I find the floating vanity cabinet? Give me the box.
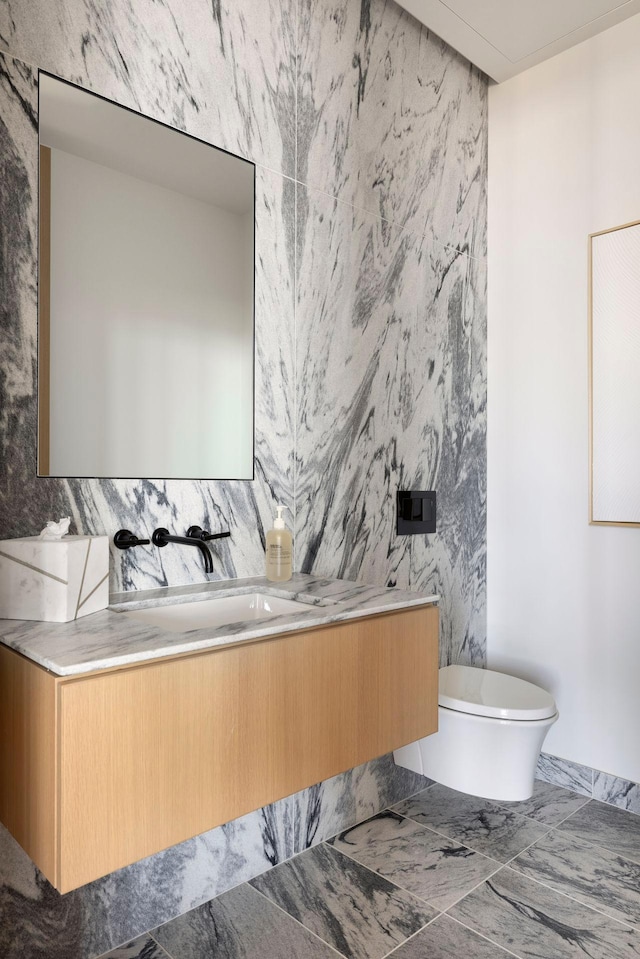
[0,604,438,892]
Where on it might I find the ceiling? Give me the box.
[395,0,640,81]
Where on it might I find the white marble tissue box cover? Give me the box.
[0,535,109,623]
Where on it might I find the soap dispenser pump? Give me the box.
[266,505,292,582]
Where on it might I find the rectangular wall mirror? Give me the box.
[38,73,255,480]
[589,219,640,526]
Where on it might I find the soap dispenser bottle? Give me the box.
[266,506,292,582]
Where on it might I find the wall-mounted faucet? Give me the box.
[186,525,231,544]
[114,529,151,550]
[151,526,230,574]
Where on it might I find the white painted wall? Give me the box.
[48,147,254,479]
[488,14,640,783]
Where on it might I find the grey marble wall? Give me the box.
[295,1,487,666]
[0,0,487,954]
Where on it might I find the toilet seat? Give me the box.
[439,665,557,722]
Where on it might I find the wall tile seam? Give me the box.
[537,754,640,816]
[0,49,486,273]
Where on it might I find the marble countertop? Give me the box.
[0,573,438,677]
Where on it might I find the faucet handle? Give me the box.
[186,525,231,542]
[114,529,151,550]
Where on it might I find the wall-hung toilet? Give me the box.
[394,665,558,802]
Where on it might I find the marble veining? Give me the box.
[293,752,432,853]
[0,572,438,675]
[503,780,591,827]
[0,0,296,178]
[0,0,487,953]
[95,939,170,959]
[390,914,516,959]
[510,829,640,928]
[0,749,422,958]
[295,184,486,668]
[328,810,500,911]
[393,785,549,864]
[0,47,296,595]
[297,0,487,258]
[593,773,640,815]
[449,866,640,959]
[557,800,640,864]
[152,883,338,959]
[251,842,436,959]
[536,753,594,799]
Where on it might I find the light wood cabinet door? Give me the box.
[1,605,438,892]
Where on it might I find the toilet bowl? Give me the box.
[394,665,558,802]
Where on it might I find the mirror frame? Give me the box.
[588,217,640,528]
[37,70,256,481]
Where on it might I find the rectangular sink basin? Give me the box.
[121,592,311,633]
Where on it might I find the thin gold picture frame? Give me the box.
[588,217,640,528]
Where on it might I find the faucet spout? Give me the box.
[151,528,214,574]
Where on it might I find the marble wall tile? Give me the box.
[0,796,293,959]
[0,0,487,953]
[536,752,594,798]
[0,0,296,177]
[292,751,432,852]
[0,50,295,593]
[593,772,640,816]
[298,0,487,257]
[295,184,486,666]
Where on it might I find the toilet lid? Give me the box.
[439,665,557,721]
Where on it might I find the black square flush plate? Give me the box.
[397,490,436,535]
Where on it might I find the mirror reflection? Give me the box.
[38,73,255,480]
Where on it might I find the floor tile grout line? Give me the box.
[507,797,592,829]
[534,813,640,870]
[322,830,507,916]
[147,934,177,959]
[437,861,507,915]
[497,824,558,869]
[249,881,348,958]
[319,840,450,907]
[495,862,640,932]
[388,805,542,868]
[377,912,443,959]
[314,778,437,850]
[446,913,526,959]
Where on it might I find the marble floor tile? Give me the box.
[510,830,640,928]
[388,914,515,959]
[250,841,436,959]
[502,780,590,826]
[449,867,640,958]
[329,811,500,911]
[152,882,337,959]
[98,938,171,959]
[292,752,431,852]
[536,753,594,798]
[393,784,548,863]
[558,801,640,864]
[593,773,640,815]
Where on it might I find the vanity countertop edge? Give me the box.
[0,573,439,677]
